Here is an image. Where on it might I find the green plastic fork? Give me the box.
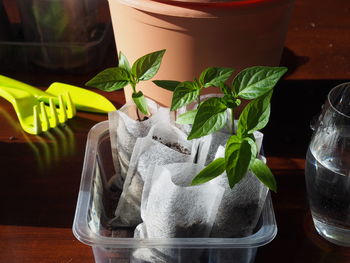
[0,86,75,134]
[0,75,116,113]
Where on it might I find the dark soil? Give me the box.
[152,135,191,155]
[136,108,149,122]
[174,220,206,238]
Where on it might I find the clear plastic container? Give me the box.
[0,23,113,74]
[73,121,278,263]
[0,0,114,73]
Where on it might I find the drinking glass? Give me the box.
[305,82,350,246]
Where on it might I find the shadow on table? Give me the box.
[263,79,350,158]
[280,47,310,78]
[0,107,103,228]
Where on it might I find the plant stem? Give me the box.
[131,82,137,93]
[131,83,141,121]
[231,107,235,134]
[136,108,141,121]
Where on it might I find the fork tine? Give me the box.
[33,105,42,134]
[58,94,67,123]
[49,98,59,127]
[64,92,76,118]
[40,101,49,131]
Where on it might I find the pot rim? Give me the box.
[154,0,292,8]
[113,0,295,18]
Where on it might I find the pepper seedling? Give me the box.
[154,67,234,124]
[157,66,287,192]
[86,49,166,120]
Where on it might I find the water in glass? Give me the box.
[305,82,350,246]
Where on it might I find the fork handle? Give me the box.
[0,85,16,105]
[0,75,47,98]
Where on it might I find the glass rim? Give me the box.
[327,82,350,119]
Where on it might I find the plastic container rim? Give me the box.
[0,22,111,48]
[72,120,278,249]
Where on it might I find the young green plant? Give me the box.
[86,49,166,120]
[168,66,287,192]
[153,67,234,124]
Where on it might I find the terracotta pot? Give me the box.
[108,0,295,106]
[162,0,248,3]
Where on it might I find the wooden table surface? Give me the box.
[1,0,350,262]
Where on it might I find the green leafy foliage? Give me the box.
[118,51,131,71]
[86,50,166,118]
[163,65,287,190]
[199,67,234,88]
[153,80,181,91]
[220,83,234,97]
[154,66,234,113]
[171,81,200,111]
[232,66,287,99]
[132,49,166,81]
[187,97,227,140]
[132,91,149,115]
[176,109,198,125]
[85,67,130,91]
[250,158,277,192]
[237,90,273,137]
[225,136,257,188]
[191,158,226,186]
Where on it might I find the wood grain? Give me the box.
[0,226,94,263]
[283,0,350,80]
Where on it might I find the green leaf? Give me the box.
[199,67,234,88]
[232,66,287,99]
[131,49,166,81]
[188,97,227,140]
[237,90,273,137]
[171,81,200,111]
[85,67,130,91]
[118,51,131,71]
[153,80,181,92]
[225,136,257,188]
[224,97,241,109]
[132,91,149,115]
[191,158,226,186]
[176,109,198,125]
[250,158,277,192]
[193,78,201,89]
[220,83,233,97]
